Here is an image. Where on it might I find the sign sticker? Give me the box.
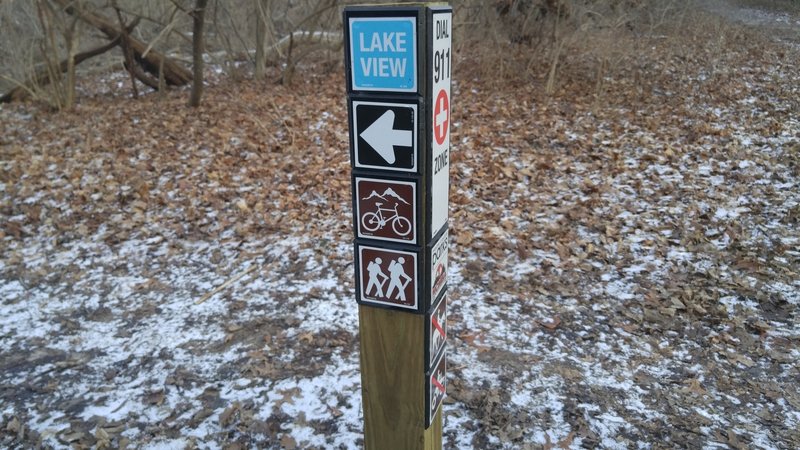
[429,10,451,239]
[428,294,447,368]
[358,245,418,310]
[353,101,417,172]
[349,17,417,92]
[429,229,448,300]
[426,349,446,427]
[356,177,417,244]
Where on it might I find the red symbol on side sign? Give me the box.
[429,295,447,366]
[430,363,446,418]
[432,371,446,394]
[427,350,446,426]
[433,89,449,146]
[433,263,445,297]
[432,311,445,346]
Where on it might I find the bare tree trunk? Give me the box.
[189,0,209,107]
[112,1,138,98]
[279,0,338,84]
[64,18,78,108]
[282,31,294,85]
[254,0,269,80]
[36,0,65,108]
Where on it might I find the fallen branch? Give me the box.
[268,30,341,61]
[53,0,192,86]
[126,60,161,90]
[1,37,120,103]
[195,265,258,305]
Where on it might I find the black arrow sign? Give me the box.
[354,101,417,172]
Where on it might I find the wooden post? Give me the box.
[358,306,442,449]
[344,5,451,449]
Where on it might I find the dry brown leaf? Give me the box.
[538,316,562,331]
[144,390,165,406]
[280,434,297,450]
[219,403,240,427]
[456,230,474,245]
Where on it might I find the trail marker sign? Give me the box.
[357,244,418,310]
[348,16,417,92]
[428,8,452,239]
[429,229,448,301]
[426,293,447,368]
[426,348,447,428]
[344,4,451,446]
[355,177,418,244]
[352,100,418,172]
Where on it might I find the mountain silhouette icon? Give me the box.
[362,188,409,204]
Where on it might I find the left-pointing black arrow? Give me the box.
[360,110,413,164]
[353,101,417,172]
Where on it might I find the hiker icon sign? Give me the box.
[355,177,417,244]
[358,245,417,310]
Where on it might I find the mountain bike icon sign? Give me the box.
[361,202,412,237]
[356,177,417,244]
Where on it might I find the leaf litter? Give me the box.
[2,5,800,450]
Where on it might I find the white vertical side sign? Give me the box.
[430,10,451,239]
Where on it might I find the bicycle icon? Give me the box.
[361,202,412,237]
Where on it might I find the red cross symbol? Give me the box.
[434,90,449,146]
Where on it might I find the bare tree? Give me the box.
[254,0,271,80]
[20,0,84,109]
[189,0,208,107]
[52,0,192,87]
[1,0,349,106]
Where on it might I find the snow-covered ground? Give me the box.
[2,3,800,449]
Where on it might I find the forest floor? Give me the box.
[1,2,799,449]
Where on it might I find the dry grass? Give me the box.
[1,0,793,109]
[453,0,789,106]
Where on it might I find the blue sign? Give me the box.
[349,17,417,93]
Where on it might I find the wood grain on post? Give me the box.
[358,305,442,450]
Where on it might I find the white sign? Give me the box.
[429,10,451,239]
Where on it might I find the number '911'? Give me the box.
[433,49,450,83]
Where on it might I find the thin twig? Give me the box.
[141,5,180,58]
[195,265,258,305]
